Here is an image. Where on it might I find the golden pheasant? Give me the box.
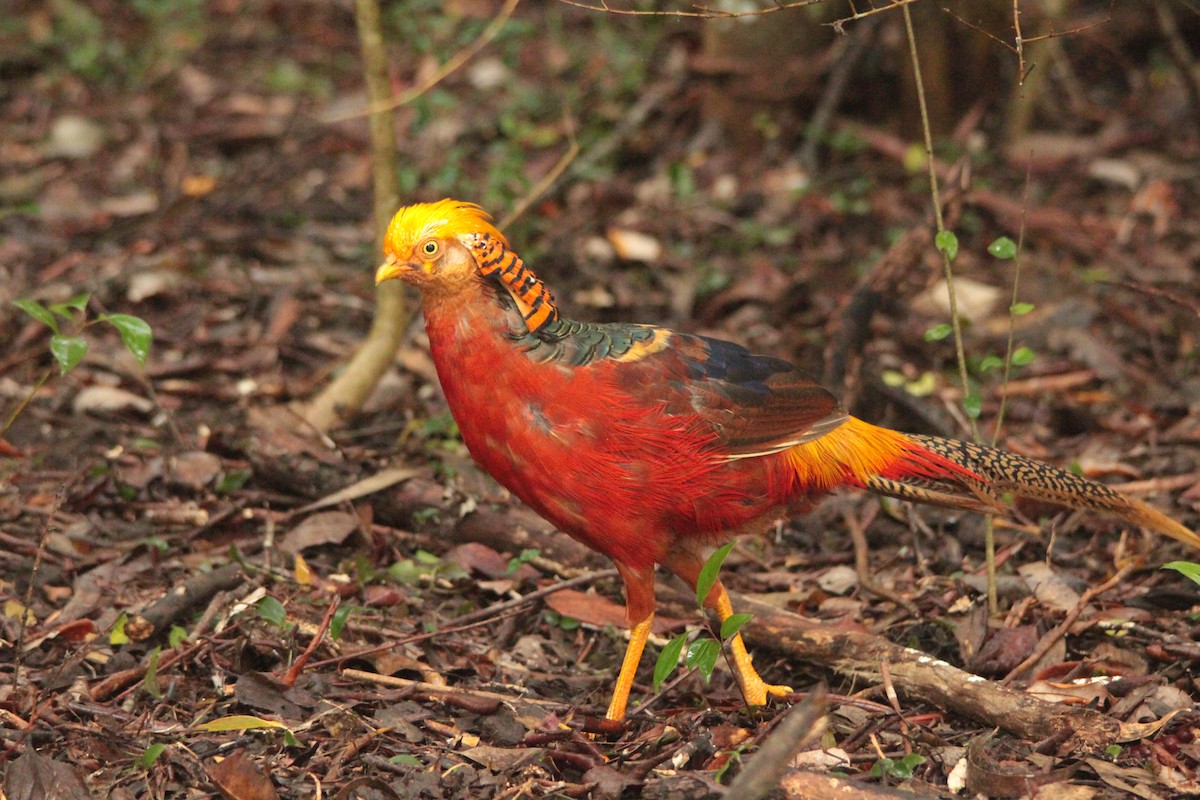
[375,199,1200,722]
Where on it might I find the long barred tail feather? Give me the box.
[877,432,1200,550]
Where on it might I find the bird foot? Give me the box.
[741,674,794,707]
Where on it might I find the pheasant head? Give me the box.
[376,199,559,333]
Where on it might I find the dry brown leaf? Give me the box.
[208,752,281,800]
[544,589,688,636]
[294,466,418,514]
[168,451,222,490]
[1083,758,1164,800]
[72,385,154,416]
[1018,562,1081,614]
[3,748,92,800]
[278,511,359,555]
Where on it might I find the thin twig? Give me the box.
[1012,0,1026,80]
[280,594,341,687]
[327,0,522,123]
[342,669,570,709]
[497,120,581,230]
[901,4,975,442]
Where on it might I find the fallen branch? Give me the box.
[127,562,246,639]
[734,593,1120,748]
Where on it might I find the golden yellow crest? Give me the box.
[383,199,507,258]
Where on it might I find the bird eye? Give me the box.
[421,240,439,256]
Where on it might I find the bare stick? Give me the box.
[342,669,569,710]
[281,595,341,688]
[726,686,828,800]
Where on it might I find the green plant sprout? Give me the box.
[5,293,153,438]
[652,542,753,694]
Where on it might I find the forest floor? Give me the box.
[2,2,1200,798]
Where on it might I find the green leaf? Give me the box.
[653,632,689,692]
[14,299,59,332]
[143,646,163,699]
[49,293,90,318]
[330,604,353,640]
[506,547,540,574]
[391,754,423,767]
[557,615,581,631]
[139,743,167,770]
[871,753,925,780]
[257,596,287,628]
[195,715,288,733]
[893,753,926,778]
[901,143,927,174]
[388,559,422,585]
[923,323,953,342]
[168,625,189,648]
[685,637,721,683]
[963,392,982,419]
[100,313,152,365]
[414,549,441,565]
[1010,302,1034,316]
[110,612,130,646]
[140,536,169,554]
[987,236,1017,260]
[934,230,958,262]
[50,334,88,374]
[713,748,742,784]
[216,469,252,494]
[696,542,736,607]
[720,613,753,641]
[977,355,1004,373]
[1010,347,1035,366]
[1164,561,1200,587]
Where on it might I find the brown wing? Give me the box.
[603,328,847,458]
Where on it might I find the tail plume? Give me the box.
[866,431,1200,550]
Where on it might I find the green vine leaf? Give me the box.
[934,230,959,262]
[14,299,59,332]
[1010,347,1035,366]
[987,236,1017,260]
[686,638,721,683]
[653,632,689,692]
[720,613,753,640]
[50,334,88,374]
[696,541,735,607]
[101,313,152,365]
[49,293,90,319]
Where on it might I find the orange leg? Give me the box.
[605,563,657,722]
[665,548,792,708]
[605,613,654,721]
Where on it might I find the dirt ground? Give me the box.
[2,1,1200,798]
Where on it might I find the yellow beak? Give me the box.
[375,256,409,285]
